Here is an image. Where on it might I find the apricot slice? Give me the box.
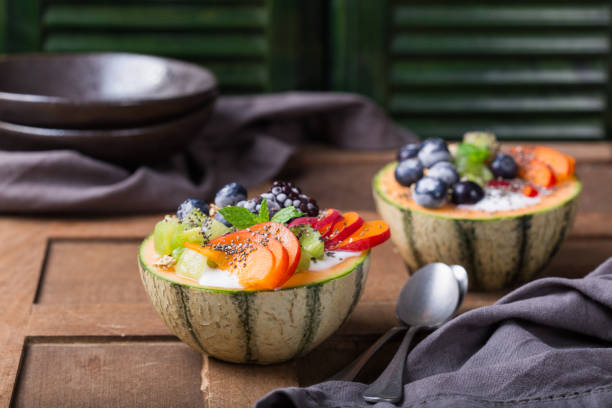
[324,212,364,248]
[249,222,300,276]
[184,231,286,290]
[518,146,574,180]
[329,220,390,251]
[509,148,556,188]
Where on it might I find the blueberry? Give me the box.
[413,177,449,208]
[397,143,421,161]
[176,198,209,220]
[214,211,231,227]
[394,158,424,186]
[452,181,484,204]
[490,154,518,179]
[214,183,247,208]
[427,162,459,186]
[418,139,451,168]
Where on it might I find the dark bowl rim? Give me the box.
[0,99,216,138]
[0,52,218,106]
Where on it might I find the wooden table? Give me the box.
[1,142,611,407]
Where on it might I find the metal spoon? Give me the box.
[362,263,460,404]
[328,263,467,382]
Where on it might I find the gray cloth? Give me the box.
[256,258,612,408]
[0,92,414,213]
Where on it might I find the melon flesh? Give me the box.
[373,163,581,291]
[138,235,370,364]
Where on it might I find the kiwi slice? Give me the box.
[291,225,324,260]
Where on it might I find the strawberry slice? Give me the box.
[287,217,317,228]
[328,220,390,251]
[314,209,342,235]
[324,212,364,248]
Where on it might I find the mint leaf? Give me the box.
[218,206,260,230]
[271,206,304,225]
[457,142,490,164]
[258,198,269,222]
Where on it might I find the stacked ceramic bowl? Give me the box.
[0,53,217,163]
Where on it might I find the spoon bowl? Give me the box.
[362,263,460,404]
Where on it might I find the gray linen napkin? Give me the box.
[255,258,612,408]
[0,92,414,213]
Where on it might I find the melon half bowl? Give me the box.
[373,163,581,291]
[138,234,370,364]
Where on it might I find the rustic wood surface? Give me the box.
[0,142,610,407]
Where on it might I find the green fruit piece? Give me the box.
[182,208,207,229]
[296,249,311,273]
[172,246,184,260]
[456,142,490,165]
[153,216,185,256]
[463,131,499,155]
[175,248,209,280]
[171,227,205,250]
[291,225,324,260]
[201,216,232,241]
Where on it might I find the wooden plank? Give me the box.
[27,304,169,337]
[0,220,49,406]
[202,357,298,408]
[391,34,608,55]
[393,6,610,27]
[6,0,40,52]
[391,61,606,86]
[12,341,203,408]
[44,33,268,58]
[294,142,612,164]
[36,239,147,305]
[266,0,300,91]
[44,5,267,30]
[398,119,604,140]
[390,94,605,114]
[329,0,388,104]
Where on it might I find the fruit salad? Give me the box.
[151,181,390,290]
[390,132,577,213]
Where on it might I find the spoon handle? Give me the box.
[362,325,419,404]
[327,325,407,382]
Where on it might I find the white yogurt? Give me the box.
[193,250,357,288]
[458,186,541,213]
[307,251,360,271]
[197,264,243,289]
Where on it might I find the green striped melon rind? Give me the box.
[373,162,581,291]
[138,236,370,364]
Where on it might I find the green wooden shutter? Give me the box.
[331,1,611,140]
[5,0,323,93]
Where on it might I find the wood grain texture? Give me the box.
[0,143,609,407]
[36,239,147,305]
[203,358,298,408]
[12,341,203,408]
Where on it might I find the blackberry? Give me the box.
[237,197,281,218]
[266,181,319,217]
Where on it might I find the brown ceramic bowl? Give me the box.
[0,53,217,128]
[0,102,215,164]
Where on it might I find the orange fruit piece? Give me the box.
[249,222,301,276]
[324,212,364,248]
[184,231,287,290]
[328,220,390,251]
[509,147,557,188]
[522,146,574,180]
